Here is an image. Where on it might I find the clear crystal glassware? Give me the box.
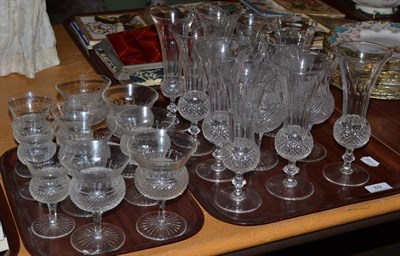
[69,165,126,255]
[323,41,392,187]
[273,15,317,49]
[213,59,269,213]
[12,113,56,201]
[196,74,235,183]
[173,18,214,156]
[253,72,284,171]
[150,5,194,131]
[59,138,111,217]
[28,157,75,239]
[301,57,338,162]
[266,50,334,201]
[128,129,196,241]
[7,91,53,178]
[115,106,174,206]
[55,73,111,125]
[194,1,243,38]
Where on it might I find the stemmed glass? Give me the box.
[301,57,338,162]
[173,18,214,156]
[323,41,392,187]
[55,73,111,126]
[213,59,268,213]
[12,113,57,200]
[115,106,174,206]
[102,83,159,178]
[253,72,285,171]
[128,129,196,241]
[7,91,53,179]
[265,50,335,200]
[69,158,128,254]
[28,157,75,239]
[149,5,194,131]
[197,75,235,182]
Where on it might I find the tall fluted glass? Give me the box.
[150,5,194,131]
[323,41,392,187]
[266,50,334,200]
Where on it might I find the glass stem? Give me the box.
[256,132,264,148]
[188,122,200,138]
[341,148,355,175]
[211,147,225,172]
[157,200,166,222]
[47,203,58,227]
[167,98,178,115]
[92,212,103,238]
[282,161,299,188]
[231,174,246,201]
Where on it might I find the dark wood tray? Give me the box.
[0,148,204,256]
[0,182,19,256]
[187,107,400,226]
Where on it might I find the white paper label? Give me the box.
[361,156,380,167]
[365,182,392,193]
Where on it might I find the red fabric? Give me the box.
[107,25,162,65]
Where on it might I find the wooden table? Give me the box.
[1,23,400,256]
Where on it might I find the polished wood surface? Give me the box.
[1,25,400,256]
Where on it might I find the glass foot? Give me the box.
[136,211,187,241]
[193,136,215,157]
[121,163,137,179]
[300,143,327,163]
[323,162,370,187]
[19,181,35,201]
[196,159,235,183]
[15,162,31,178]
[214,186,262,214]
[31,214,75,239]
[61,197,92,218]
[124,183,158,206]
[266,174,314,201]
[253,150,279,171]
[71,222,125,255]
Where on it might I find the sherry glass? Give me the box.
[28,157,75,239]
[150,5,194,131]
[323,41,392,187]
[266,50,334,200]
[116,106,173,206]
[213,59,268,213]
[128,129,196,241]
[13,113,56,200]
[102,83,159,178]
[55,73,111,126]
[8,91,53,178]
[69,165,126,255]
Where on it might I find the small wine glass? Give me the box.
[55,73,111,126]
[13,113,56,201]
[116,106,173,206]
[150,5,194,132]
[128,129,196,241]
[322,41,392,187]
[69,165,126,255]
[8,91,53,178]
[27,157,75,239]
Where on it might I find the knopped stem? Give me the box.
[211,147,225,172]
[340,148,355,175]
[282,161,299,188]
[230,174,246,202]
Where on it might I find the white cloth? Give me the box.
[0,0,60,78]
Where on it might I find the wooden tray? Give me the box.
[187,108,400,226]
[0,182,19,256]
[0,148,204,256]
